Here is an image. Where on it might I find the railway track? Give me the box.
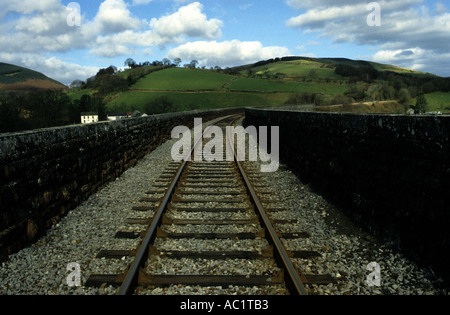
[86,115,334,295]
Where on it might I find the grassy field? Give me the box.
[228,77,346,94]
[107,66,339,111]
[249,60,341,79]
[416,92,450,113]
[63,57,449,115]
[132,68,234,91]
[67,88,94,101]
[116,66,158,79]
[107,90,292,112]
[368,61,437,78]
[0,63,49,84]
[0,62,66,91]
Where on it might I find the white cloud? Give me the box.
[167,40,291,67]
[13,7,71,35]
[285,0,450,76]
[86,1,225,58]
[286,3,368,29]
[371,48,450,76]
[94,0,142,33]
[0,52,98,85]
[39,57,99,84]
[149,2,223,40]
[0,0,62,16]
[0,0,231,83]
[88,29,168,57]
[0,1,224,59]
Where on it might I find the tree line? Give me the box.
[0,91,106,133]
[284,89,430,113]
[1,57,199,133]
[70,57,194,93]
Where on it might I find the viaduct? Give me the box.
[1,107,449,285]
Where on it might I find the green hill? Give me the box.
[0,62,67,92]
[69,56,450,114]
[234,56,435,79]
[132,68,234,91]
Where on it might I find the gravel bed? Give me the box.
[179,188,244,194]
[243,162,444,294]
[146,257,278,276]
[162,224,261,234]
[166,210,254,221]
[170,201,252,210]
[0,116,446,295]
[0,132,179,295]
[136,284,288,295]
[154,239,269,252]
[176,194,247,200]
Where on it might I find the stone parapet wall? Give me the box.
[244,108,449,284]
[0,108,242,259]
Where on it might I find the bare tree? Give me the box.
[173,58,182,67]
[124,58,137,68]
[190,60,199,69]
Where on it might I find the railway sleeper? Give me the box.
[132,206,155,212]
[161,216,260,225]
[167,204,252,213]
[148,245,274,260]
[181,178,239,183]
[85,273,284,288]
[174,189,244,195]
[171,196,250,203]
[85,272,333,288]
[145,189,167,194]
[135,272,285,288]
[185,170,236,175]
[95,247,322,261]
[155,226,266,240]
[117,222,310,240]
[185,168,236,173]
[177,182,246,189]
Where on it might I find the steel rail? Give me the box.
[117,115,240,295]
[226,117,308,295]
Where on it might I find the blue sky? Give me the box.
[0,0,449,85]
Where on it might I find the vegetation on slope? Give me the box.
[1,56,449,133]
[0,63,66,92]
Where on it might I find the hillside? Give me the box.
[69,56,450,115]
[233,57,438,80]
[0,62,67,92]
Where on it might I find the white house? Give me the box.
[81,112,99,124]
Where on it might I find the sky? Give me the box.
[0,0,449,85]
